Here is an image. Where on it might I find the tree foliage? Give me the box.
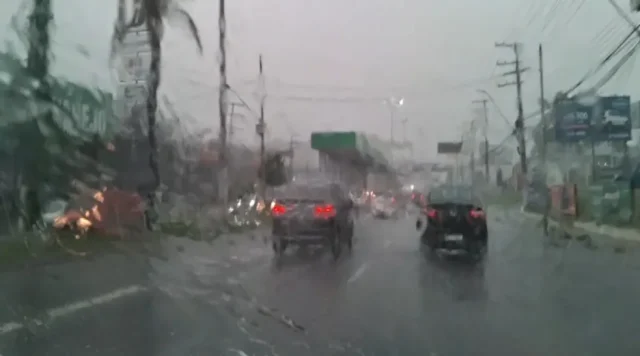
[1,3,117,232]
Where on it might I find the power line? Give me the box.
[260,74,505,96]
[563,24,640,95]
[540,0,563,36]
[588,38,640,93]
[542,0,582,41]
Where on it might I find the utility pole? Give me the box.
[257,54,266,197]
[401,117,409,165]
[228,103,237,144]
[538,43,549,235]
[401,118,408,145]
[218,0,228,205]
[288,136,294,179]
[496,41,529,176]
[472,98,490,181]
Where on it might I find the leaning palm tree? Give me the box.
[15,0,54,232]
[111,0,203,230]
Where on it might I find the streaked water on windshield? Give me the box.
[2,1,640,355]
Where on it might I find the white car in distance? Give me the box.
[372,195,397,219]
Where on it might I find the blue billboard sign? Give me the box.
[593,95,631,141]
[554,100,592,142]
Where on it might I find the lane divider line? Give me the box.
[347,263,368,284]
[0,284,147,336]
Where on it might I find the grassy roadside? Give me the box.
[0,233,119,270]
[0,216,268,270]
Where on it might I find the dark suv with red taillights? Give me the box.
[416,185,487,256]
[271,182,355,259]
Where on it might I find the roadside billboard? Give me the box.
[0,50,115,139]
[593,95,631,142]
[437,141,462,154]
[50,80,115,138]
[631,100,640,128]
[554,99,592,142]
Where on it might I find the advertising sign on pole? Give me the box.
[554,99,592,142]
[50,81,114,138]
[593,95,631,141]
[118,52,151,83]
[120,30,151,54]
[117,83,147,117]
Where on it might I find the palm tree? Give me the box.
[15,0,54,232]
[111,0,202,230]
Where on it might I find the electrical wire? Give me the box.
[537,16,626,83]
[261,73,506,97]
[518,2,550,41]
[542,0,582,42]
[587,38,640,93]
[563,0,587,29]
[564,24,640,95]
[607,43,638,90]
[500,0,541,42]
[540,0,563,37]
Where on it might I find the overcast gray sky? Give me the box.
[2,0,640,161]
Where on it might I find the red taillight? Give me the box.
[314,204,336,218]
[469,209,485,219]
[271,204,287,216]
[426,208,438,219]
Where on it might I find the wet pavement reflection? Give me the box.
[1,208,640,355]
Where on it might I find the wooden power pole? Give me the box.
[257,55,266,197]
[472,98,490,181]
[496,41,529,176]
[218,0,228,205]
[538,43,549,235]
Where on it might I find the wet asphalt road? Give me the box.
[2,207,640,355]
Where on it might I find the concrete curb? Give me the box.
[517,207,640,243]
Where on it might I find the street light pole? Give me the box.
[386,97,404,167]
[389,107,395,146]
[472,97,490,182]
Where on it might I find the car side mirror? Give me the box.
[415,219,422,230]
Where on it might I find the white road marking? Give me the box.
[0,284,147,336]
[347,263,368,284]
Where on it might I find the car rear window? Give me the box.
[273,184,332,201]
[429,186,477,204]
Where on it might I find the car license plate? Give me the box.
[445,234,463,242]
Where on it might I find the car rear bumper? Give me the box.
[424,223,487,247]
[272,218,335,243]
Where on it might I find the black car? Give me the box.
[270,181,355,259]
[416,184,487,256]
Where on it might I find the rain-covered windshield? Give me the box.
[4,1,640,355]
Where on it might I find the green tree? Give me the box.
[16,0,54,232]
[110,0,203,230]
[2,1,116,234]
